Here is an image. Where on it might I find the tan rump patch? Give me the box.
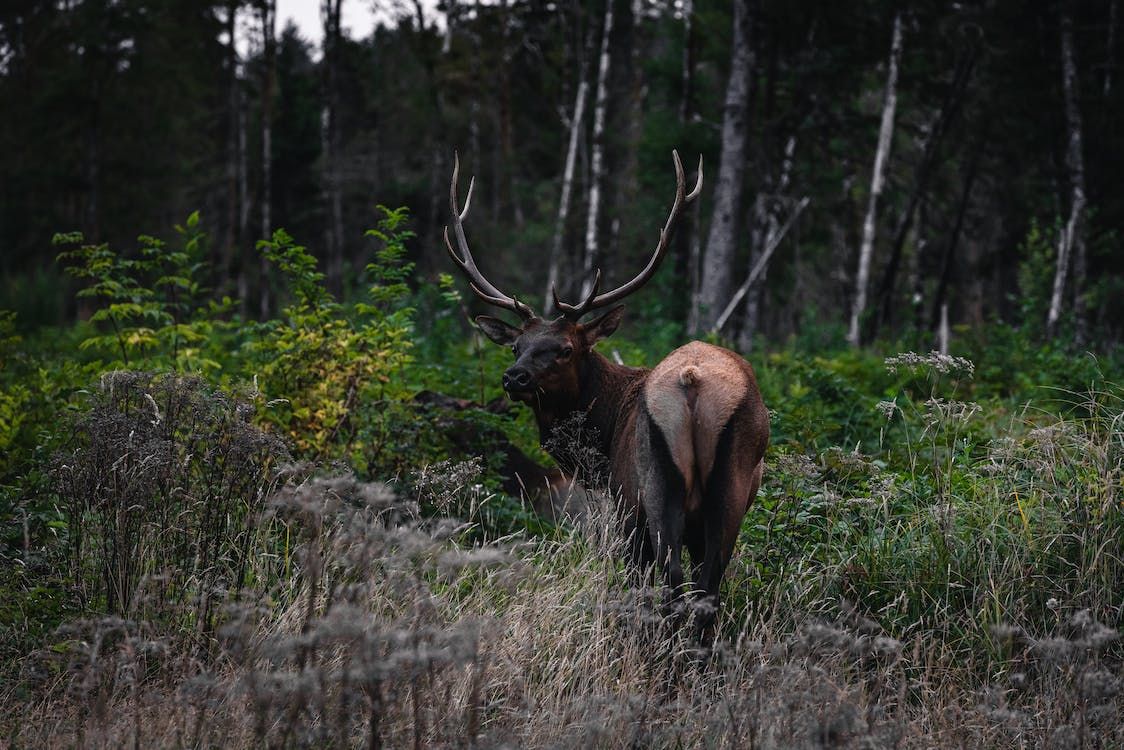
[643,342,749,508]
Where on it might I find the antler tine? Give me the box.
[444,151,535,319]
[687,154,703,201]
[559,150,702,319]
[555,268,601,318]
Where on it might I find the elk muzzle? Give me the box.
[502,365,534,395]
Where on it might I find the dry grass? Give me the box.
[2,369,1122,748]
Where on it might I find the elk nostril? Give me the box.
[504,368,532,391]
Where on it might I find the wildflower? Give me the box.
[884,350,975,377]
[875,399,899,421]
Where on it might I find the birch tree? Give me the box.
[1047,4,1088,342]
[873,42,976,336]
[847,12,903,347]
[580,0,615,298]
[223,0,241,298]
[693,0,754,334]
[544,78,589,312]
[321,0,344,297]
[259,0,276,318]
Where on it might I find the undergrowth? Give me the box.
[0,212,1120,748]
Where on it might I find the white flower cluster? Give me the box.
[884,351,975,377]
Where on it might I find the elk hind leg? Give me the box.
[638,410,689,605]
[695,403,765,639]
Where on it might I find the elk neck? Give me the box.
[532,348,647,464]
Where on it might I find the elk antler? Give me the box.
[553,150,703,320]
[444,152,536,320]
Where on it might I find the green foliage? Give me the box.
[251,208,417,472]
[737,350,1124,667]
[1015,218,1058,330]
[55,213,231,373]
[5,200,1124,746]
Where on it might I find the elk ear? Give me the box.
[475,315,522,346]
[580,305,625,347]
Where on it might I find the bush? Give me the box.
[53,372,288,622]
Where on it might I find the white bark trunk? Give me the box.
[544,79,590,312]
[939,303,949,355]
[847,12,903,347]
[694,0,754,334]
[581,0,615,298]
[321,0,344,297]
[259,0,276,318]
[713,196,808,336]
[1047,7,1087,340]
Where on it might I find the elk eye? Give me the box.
[511,345,518,355]
[558,346,573,360]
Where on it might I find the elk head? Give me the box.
[444,150,702,409]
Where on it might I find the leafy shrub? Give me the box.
[55,212,233,372]
[249,208,417,474]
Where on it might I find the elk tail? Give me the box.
[679,365,701,409]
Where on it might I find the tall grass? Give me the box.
[2,361,1122,748]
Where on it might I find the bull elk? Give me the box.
[444,151,769,634]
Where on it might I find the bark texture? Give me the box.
[581,0,616,298]
[544,79,589,312]
[694,0,754,335]
[847,12,903,347]
[259,0,276,318]
[1047,5,1088,342]
[322,0,345,298]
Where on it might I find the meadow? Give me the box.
[0,212,1120,748]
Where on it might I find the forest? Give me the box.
[1,0,1122,747]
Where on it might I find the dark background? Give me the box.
[1,0,1120,348]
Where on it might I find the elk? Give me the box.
[444,151,769,634]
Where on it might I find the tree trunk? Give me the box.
[497,0,518,227]
[580,0,615,298]
[847,12,903,347]
[678,0,695,124]
[237,54,251,317]
[544,78,589,312]
[1106,0,1117,96]
[1047,5,1088,341]
[930,136,983,331]
[873,41,976,337]
[737,133,796,351]
[322,0,345,298]
[693,0,755,335]
[679,0,704,331]
[442,0,457,55]
[259,0,276,319]
[716,195,808,338]
[223,1,240,298]
[616,0,646,255]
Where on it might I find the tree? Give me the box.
[693,0,755,335]
[847,11,902,347]
[321,0,344,298]
[259,0,277,318]
[1047,4,1088,342]
[580,0,617,298]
